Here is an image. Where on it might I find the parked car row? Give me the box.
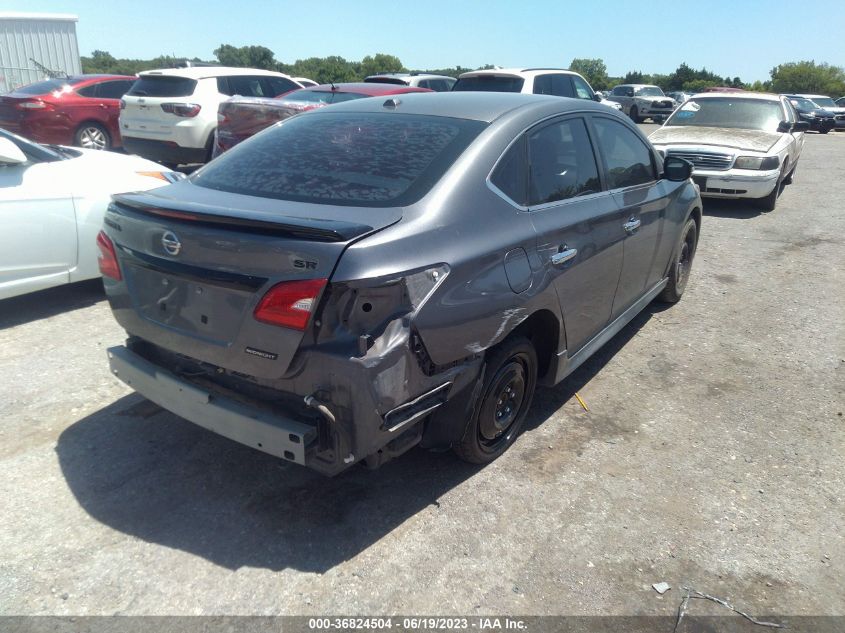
[0,60,828,475]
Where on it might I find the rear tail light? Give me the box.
[96,231,122,281]
[161,102,202,117]
[254,278,327,330]
[16,100,51,110]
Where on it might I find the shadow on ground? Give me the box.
[56,304,661,572]
[0,279,106,329]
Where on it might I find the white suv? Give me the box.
[452,68,621,110]
[364,73,456,92]
[120,67,303,165]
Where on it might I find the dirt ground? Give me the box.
[0,125,843,620]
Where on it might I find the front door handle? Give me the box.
[551,247,578,266]
[623,217,641,233]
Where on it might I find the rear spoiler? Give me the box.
[110,193,374,243]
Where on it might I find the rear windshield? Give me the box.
[666,98,785,132]
[127,76,197,97]
[364,77,407,85]
[14,77,86,95]
[452,76,525,93]
[285,90,369,104]
[192,112,486,207]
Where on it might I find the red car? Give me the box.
[0,74,136,150]
[214,82,433,156]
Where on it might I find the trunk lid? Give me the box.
[104,180,400,379]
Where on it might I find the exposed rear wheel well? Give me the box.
[509,309,560,383]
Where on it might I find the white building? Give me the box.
[0,12,81,93]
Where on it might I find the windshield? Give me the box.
[665,98,785,132]
[13,77,86,95]
[790,98,818,110]
[0,127,62,162]
[284,90,368,105]
[452,76,525,93]
[192,112,487,207]
[808,96,836,107]
[636,86,665,97]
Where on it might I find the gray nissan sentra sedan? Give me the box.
[99,92,701,476]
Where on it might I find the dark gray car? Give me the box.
[99,93,701,475]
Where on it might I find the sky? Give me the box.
[4,0,844,82]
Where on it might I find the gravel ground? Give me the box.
[0,126,843,619]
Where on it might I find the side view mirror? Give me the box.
[0,137,27,165]
[592,93,602,102]
[792,121,810,132]
[664,156,692,182]
[626,89,634,97]
[777,120,792,133]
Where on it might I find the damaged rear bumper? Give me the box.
[108,332,483,475]
[108,345,315,464]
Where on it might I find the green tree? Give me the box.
[359,53,405,78]
[624,70,644,84]
[288,56,359,84]
[213,44,278,70]
[569,58,609,90]
[769,61,845,95]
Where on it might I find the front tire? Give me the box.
[74,122,111,150]
[454,336,538,464]
[755,160,787,211]
[658,217,697,304]
[630,105,641,123]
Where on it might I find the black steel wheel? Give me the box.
[658,217,697,304]
[454,336,537,464]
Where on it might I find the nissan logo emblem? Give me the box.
[162,231,181,256]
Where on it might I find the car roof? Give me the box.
[294,83,433,96]
[138,66,291,79]
[615,84,660,89]
[795,93,830,98]
[458,68,577,79]
[303,91,611,123]
[691,91,782,102]
[366,73,455,80]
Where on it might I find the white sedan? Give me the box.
[649,93,807,211]
[0,129,182,300]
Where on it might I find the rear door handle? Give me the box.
[551,247,577,266]
[623,217,641,233]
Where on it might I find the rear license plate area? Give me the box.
[125,263,250,343]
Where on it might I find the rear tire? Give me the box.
[454,336,537,464]
[74,122,110,151]
[658,217,697,304]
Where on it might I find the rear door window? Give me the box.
[490,137,528,206]
[223,76,267,97]
[527,117,600,205]
[96,80,134,99]
[192,112,487,207]
[591,118,656,189]
[127,76,197,97]
[264,76,300,97]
